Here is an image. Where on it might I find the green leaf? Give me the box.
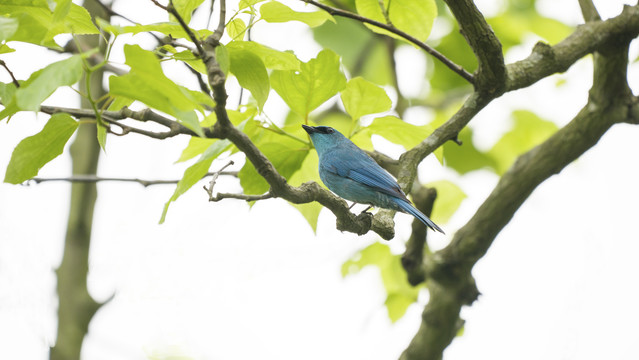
[0,0,98,46]
[342,242,420,322]
[489,12,572,50]
[238,120,309,195]
[177,137,217,163]
[385,292,415,323]
[240,0,267,10]
[260,1,334,28]
[228,49,270,111]
[215,45,230,74]
[97,122,107,151]
[340,77,391,120]
[352,115,434,150]
[239,140,309,194]
[4,113,78,184]
[288,150,322,232]
[226,41,300,71]
[0,43,15,54]
[160,140,232,223]
[0,55,83,120]
[98,21,212,40]
[240,0,265,9]
[15,55,83,111]
[271,49,346,118]
[443,127,497,174]
[0,16,19,41]
[171,0,205,24]
[109,44,204,136]
[426,180,466,224]
[0,82,17,104]
[227,18,246,40]
[487,110,558,175]
[355,0,437,43]
[313,18,393,86]
[52,0,71,24]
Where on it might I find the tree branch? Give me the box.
[505,4,639,92]
[442,0,506,93]
[301,0,474,84]
[0,60,20,88]
[29,172,238,187]
[400,11,637,359]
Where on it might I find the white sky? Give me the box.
[1,1,638,359]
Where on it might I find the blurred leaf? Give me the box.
[426,180,466,224]
[487,110,558,175]
[0,43,15,54]
[239,137,309,194]
[227,18,246,40]
[0,16,19,41]
[177,137,217,163]
[342,242,420,322]
[313,17,392,85]
[171,0,205,24]
[0,55,83,120]
[0,82,17,105]
[4,113,77,184]
[289,151,323,232]
[51,0,71,24]
[352,115,434,150]
[355,0,436,43]
[384,291,415,323]
[489,13,572,50]
[341,77,391,120]
[271,49,346,119]
[215,44,230,75]
[160,140,232,223]
[240,0,267,10]
[228,49,270,111]
[227,41,300,71]
[260,1,335,28]
[0,0,98,46]
[428,26,476,94]
[98,20,213,40]
[109,44,204,136]
[443,127,496,174]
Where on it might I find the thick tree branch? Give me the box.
[505,4,639,91]
[442,0,506,93]
[301,0,474,84]
[401,14,636,360]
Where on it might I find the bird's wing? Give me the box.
[322,149,407,200]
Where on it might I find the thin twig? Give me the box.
[28,172,238,187]
[0,60,20,88]
[203,160,235,200]
[301,0,474,84]
[151,0,207,57]
[209,191,274,202]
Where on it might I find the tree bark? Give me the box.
[50,1,109,359]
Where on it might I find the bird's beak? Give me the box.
[302,124,317,134]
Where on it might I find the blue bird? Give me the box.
[302,125,444,234]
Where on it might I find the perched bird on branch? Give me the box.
[302,124,444,233]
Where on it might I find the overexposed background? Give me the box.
[1,0,638,359]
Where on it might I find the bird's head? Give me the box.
[302,125,348,154]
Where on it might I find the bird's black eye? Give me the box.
[326,128,334,133]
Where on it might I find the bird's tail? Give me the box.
[394,198,445,234]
